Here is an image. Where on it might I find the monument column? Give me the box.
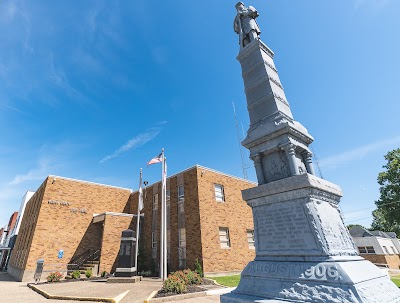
[251,153,265,185]
[302,151,316,175]
[281,143,300,176]
[222,2,400,303]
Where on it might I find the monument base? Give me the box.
[107,276,142,283]
[222,259,400,303]
[221,174,400,303]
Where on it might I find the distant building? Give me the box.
[7,165,256,281]
[349,226,400,269]
[0,212,19,270]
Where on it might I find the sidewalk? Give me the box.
[0,272,223,303]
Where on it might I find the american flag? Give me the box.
[147,152,163,166]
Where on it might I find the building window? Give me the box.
[152,232,157,248]
[219,227,231,249]
[247,229,255,249]
[391,246,398,254]
[214,184,225,202]
[153,193,159,210]
[178,185,184,202]
[166,190,170,206]
[383,246,390,255]
[179,228,186,247]
[358,246,375,254]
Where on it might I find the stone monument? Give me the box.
[107,229,141,283]
[222,3,400,303]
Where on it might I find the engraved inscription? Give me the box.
[256,202,319,252]
[313,201,357,254]
[246,262,341,282]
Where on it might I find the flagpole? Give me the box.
[160,149,165,280]
[135,168,142,276]
[163,157,168,279]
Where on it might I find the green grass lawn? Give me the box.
[209,275,241,287]
[391,276,400,287]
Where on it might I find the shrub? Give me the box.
[71,270,81,279]
[195,258,204,278]
[183,269,202,285]
[162,273,187,294]
[47,271,63,282]
[161,269,202,294]
[85,269,92,278]
[101,271,109,277]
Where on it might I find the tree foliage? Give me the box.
[346,224,366,230]
[371,148,400,235]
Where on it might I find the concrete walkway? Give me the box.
[0,272,223,303]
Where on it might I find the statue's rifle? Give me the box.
[237,13,244,49]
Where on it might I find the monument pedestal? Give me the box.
[107,229,139,283]
[221,174,400,303]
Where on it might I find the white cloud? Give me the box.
[319,136,400,168]
[8,158,58,185]
[100,124,167,163]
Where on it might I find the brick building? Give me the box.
[0,212,19,270]
[7,165,256,281]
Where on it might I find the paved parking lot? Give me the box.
[0,272,223,303]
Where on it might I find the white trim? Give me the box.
[48,175,132,191]
[132,164,256,194]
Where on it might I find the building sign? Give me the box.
[48,200,70,206]
[58,250,64,259]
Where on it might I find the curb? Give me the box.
[28,283,119,303]
[145,291,208,303]
[144,290,158,303]
[206,287,236,296]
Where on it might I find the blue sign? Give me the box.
[58,250,64,259]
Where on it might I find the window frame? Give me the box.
[178,228,186,248]
[358,246,375,254]
[219,227,231,249]
[153,193,159,210]
[178,185,184,203]
[247,229,255,249]
[214,184,225,202]
[151,232,157,249]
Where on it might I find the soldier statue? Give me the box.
[234,2,261,49]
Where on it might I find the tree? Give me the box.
[371,148,400,235]
[346,224,366,230]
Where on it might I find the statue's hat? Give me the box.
[235,2,244,8]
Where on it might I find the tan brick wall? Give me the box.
[8,177,131,281]
[99,214,134,274]
[361,254,400,269]
[8,180,47,281]
[197,167,256,274]
[129,166,256,275]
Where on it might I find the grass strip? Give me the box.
[209,275,241,287]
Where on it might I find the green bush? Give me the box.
[161,269,202,294]
[101,271,108,277]
[194,258,204,278]
[71,270,81,279]
[85,269,92,278]
[46,271,63,282]
[183,269,202,285]
[162,274,187,294]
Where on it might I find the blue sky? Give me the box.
[0,0,399,229]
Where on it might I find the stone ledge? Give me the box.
[242,174,342,202]
[107,276,142,283]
